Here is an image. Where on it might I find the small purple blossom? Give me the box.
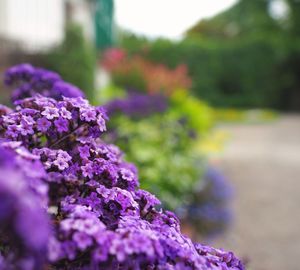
[54,117,69,133]
[59,107,72,119]
[42,106,59,120]
[19,120,34,135]
[81,162,94,178]
[120,168,135,182]
[72,231,93,251]
[37,117,51,132]
[53,158,69,170]
[6,124,19,138]
[80,108,97,122]
[78,145,90,159]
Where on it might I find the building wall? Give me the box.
[0,0,65,51]
[0,0,95,52]
[68,0,95,42]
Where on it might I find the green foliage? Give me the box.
[130,37,285,109]
[106,113,206,210]
[44,24,96,100]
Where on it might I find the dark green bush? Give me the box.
[121,36,285,109]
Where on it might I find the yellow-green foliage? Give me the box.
[169,90,214,134]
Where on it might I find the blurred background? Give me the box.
[1,1,300,269]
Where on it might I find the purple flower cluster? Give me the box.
[0,65,245,269]
[183,167,234,238]
[0,141,50,270]
[0,95,107,148]
[4,63,84,102]
[105,92,168,118]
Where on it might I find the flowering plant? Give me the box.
[101,48,192,96]
[0,64,244,269]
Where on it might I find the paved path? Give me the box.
[214,115,300,270]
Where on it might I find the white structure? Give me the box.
[0,0,94,52]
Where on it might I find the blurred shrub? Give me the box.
[169,90,214,134]
[106,91,168,118]
[123,37,285,109]
[44,24,96,100]
[101,48,191,95]
[180,167,233,238]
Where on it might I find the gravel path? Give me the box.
[214,115,300,270]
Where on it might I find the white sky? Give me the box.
[115,0,238,39]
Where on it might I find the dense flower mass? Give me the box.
[4,63,85,102]
[0,142,50,270]
[0,95,107,148]
[0,65,245,269]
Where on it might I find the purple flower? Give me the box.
[72,231,93,251]
[53,158,69,170]
[57,150,72,162]
[37,117,51,132]
[78,145,90,159]
[80,108,96,122]
[81,162,94,178]
[6,124,19,138]
[59,107,72,119]
[120,168,135,182]
[19,120,34,136]
[54,117,69,133]
[42,106,59,120]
